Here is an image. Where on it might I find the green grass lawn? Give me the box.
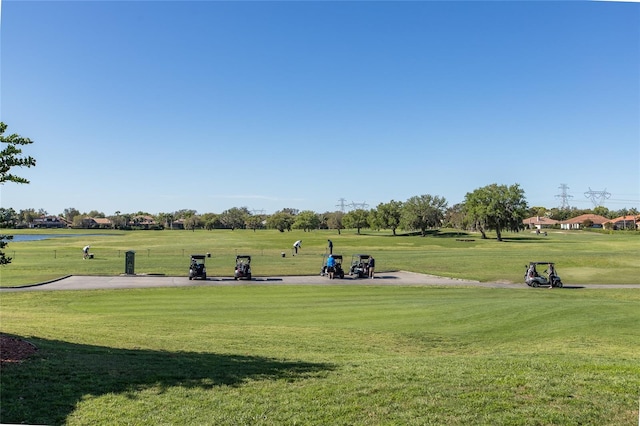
[1,285,639,425]
[1,228,639,286]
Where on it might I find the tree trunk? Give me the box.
[479,226,487,239]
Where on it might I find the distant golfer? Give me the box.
[327,239,333,254]
[83,245,90,259]
[293,240,302,255]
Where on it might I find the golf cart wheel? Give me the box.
[339,272,344,279]
[533,282,539,288]
[247,274,251,280]
[189,277,192,280]
[203,274,206,280]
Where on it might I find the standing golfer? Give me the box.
[326,254,336,279]
[293,240,302,255]
[327,239,333,254]
[368,256,375,278]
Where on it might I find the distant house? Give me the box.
[523,216,559,230]
[131,215,157,229]
[603,215,640,230]
[559,214,609,230]
[82,217,112,229]
[171,219,186,230]
[32,215,69,228]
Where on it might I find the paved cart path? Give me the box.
[2,272,639,291]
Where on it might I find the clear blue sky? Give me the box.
[1,1,638,216]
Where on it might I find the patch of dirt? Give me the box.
[0,334,38,367]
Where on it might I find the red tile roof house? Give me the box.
[523,216,559,230]
[603,215,640,230]
[131,215,157,229]
[82,217,113,229]
[559,214,609,230]
[31,215,69,228]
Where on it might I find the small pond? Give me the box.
[9,234,114,242]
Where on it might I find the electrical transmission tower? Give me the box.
[349,201,369,210]
[335,199,369,212]
[584,187,611,207]
[555,183,573,209]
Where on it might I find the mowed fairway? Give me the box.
[1,285,639,425]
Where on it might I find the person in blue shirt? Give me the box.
[326,254,336,279]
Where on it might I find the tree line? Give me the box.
[2,187,637,240]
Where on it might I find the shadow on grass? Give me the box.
[1,335,334,425]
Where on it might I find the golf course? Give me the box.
[1,228,639,425]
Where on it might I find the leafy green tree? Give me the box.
[326,211,344,234]
[199,213,221,230]
[1,122,36,184]
[63,207,81,223]
[73,214,88,228]
[463,183,527,241]
[444,203,468,230]
[370,200,403,235]
[109,211,127,229]
[266,210,295,232]
[1,122,36,265]
[592,206,611,218]
[316,212,330,230]
[219,207,249,230]
[527,206,548,218]
[19,208,39,227]
[343,209,369,234]
[0,208,18,228]
[400,194,448,236]
[293,210,320,232]
[547,207,573,221]
[184,215,201,231]
[156,212,174,229]
[280,208,299,216]
[245,214,265,231]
